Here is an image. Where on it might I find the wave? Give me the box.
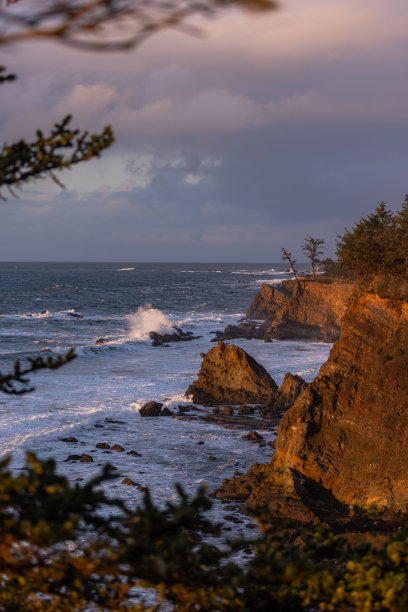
[254,278,284,286]
[179,270,223,273]
[0,308,83,321]
[117,267,135,271]
[231,268,277,275]
[128,305,174,341]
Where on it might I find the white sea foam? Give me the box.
[129,305,174,340]
[231,268,276,275]
[0,308,82,320]
[254,278,284,286]
[117,267,135,271]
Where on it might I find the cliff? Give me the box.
[246,278,352,342]
[216,292,408,526]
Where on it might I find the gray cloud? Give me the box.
[1,0,408,261]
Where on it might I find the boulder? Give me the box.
[140,401,163,417]
[242,431,266,446]
[160,407,174,416]
[111,444,124,452]
[186,341,279,406]
[79,454,93,463]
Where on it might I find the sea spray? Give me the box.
[129,304,174,340]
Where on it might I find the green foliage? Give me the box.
[3,453,408,610]
[0,115,114,198]
[301,235,325,280]
[336,201,404,277]
[320,257,341,277]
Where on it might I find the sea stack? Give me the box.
[186,341,279,406]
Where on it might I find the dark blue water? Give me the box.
[0,262,329,514]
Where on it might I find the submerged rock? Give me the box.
[210,323,265,342]
[242,431,266,446]
[140,401,163,417]
[186,341,279,406]
[150,327,202,347]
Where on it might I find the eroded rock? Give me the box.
[217,292,408,527]
[186,341,279,405]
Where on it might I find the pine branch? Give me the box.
[0,115,114,196]
[0,349,76,394]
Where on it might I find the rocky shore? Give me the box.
[215,277,352,343]
[214,288,408,529]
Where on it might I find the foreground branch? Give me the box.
[0,349,76,394]
[0,115,114,196]
[0,0,278,52]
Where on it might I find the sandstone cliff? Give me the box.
[216,293,408,526]
[186,341,279,405]
[246,278,352,342]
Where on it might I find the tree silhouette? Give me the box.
[281,247,297,279]
[302,235,325,280]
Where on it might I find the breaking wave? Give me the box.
[129,305,174,340]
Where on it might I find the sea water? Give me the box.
[0,262,330,524]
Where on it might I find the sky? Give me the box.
[1,0,408,262]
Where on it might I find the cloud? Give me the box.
[1,0,408,261]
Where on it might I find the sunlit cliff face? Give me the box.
[2,0,408,262]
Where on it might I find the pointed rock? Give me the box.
[186,341,278,405]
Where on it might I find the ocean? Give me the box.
[0,262,330,523]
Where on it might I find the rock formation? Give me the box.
[186,341,279,405]
[140,401,163,416]
[246,278,352,342]
[260,372,308,418]
[150,327,202,347]
[216,293,408,526]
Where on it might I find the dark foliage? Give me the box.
[0,350,76,394]
[336,201,406,277]
[0,115,114,198]
[0,0,278,52]
[2,453,408,610]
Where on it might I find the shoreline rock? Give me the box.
[186,341,279,406]
[215,292,408,528]
[240,278,352,342]
[150,327,202,347]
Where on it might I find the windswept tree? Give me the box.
[302,235,325,280]
[281,247,297,279]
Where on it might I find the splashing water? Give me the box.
[129,305,174,340]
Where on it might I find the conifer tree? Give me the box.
[301,236,325,280]
[336,202,396,276]
[281,247,298,279]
